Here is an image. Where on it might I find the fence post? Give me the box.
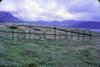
[89,30,92,40]
[65,31,68,40]
[82,30,85,40]
[11,28,15,40]
[23,29,26,40]
[54,26,57,40]
[29,30,31,40]
[77,30,80,40]
[70,29,73,40]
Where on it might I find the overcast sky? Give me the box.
[0,0,100,21]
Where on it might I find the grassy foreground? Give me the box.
[0,39,99,67]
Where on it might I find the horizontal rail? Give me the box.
[0,30,95,37]
[0,24,95,40]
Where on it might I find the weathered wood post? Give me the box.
[82,30,86,40]
[28,26,31,40]
[89,30,92,40]
[65,31,68,40]
[28,29,31,40]
[54,26,57,40]
[77,30,80,40]
[8,25,18,40]
[70,29,73,40]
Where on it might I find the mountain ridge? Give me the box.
[0,11,100,29]
[0,11,22,22]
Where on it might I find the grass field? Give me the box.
[0,24,100,67]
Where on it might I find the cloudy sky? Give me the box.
[0,0,100,21]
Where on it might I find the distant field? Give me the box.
[0,24,100,67]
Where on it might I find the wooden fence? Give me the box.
[0,25,95,40]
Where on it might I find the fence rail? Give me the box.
[0,25,95,40]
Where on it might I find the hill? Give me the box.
[0,11,22,23]
[23,20,100,29]
[0,24,100,67]
[0,11,100,30]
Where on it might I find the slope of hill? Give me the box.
[23,20,100,29]
[0,11,22,23]
[73,21,100,29]
[0,24,99,67]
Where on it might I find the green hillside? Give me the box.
[0,24,100,67]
